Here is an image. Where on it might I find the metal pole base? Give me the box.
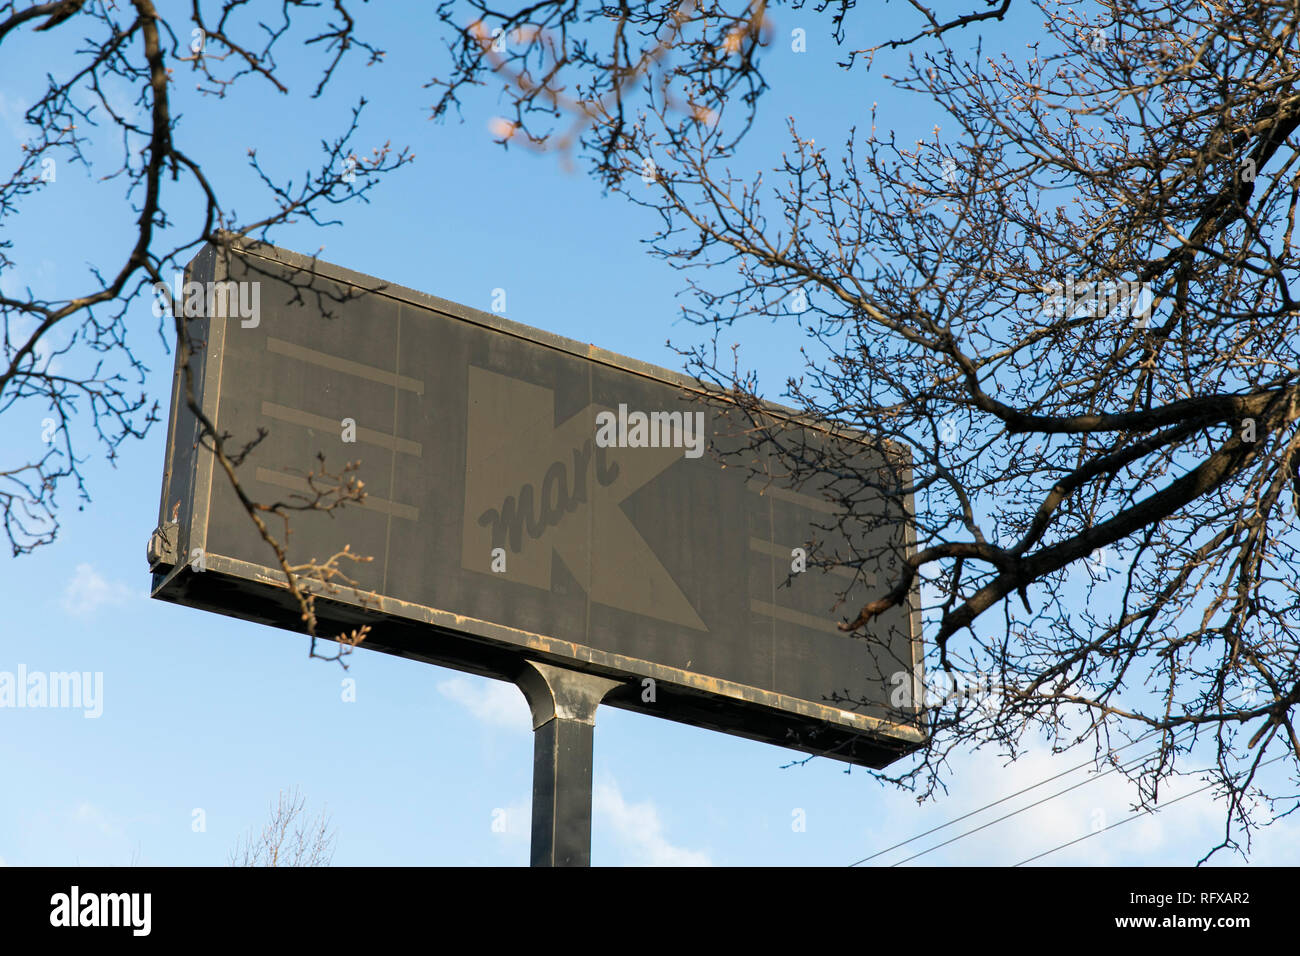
[516,660,620,867]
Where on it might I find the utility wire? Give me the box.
[848,725,1163,866]
[1012,754,1286,866]
[885,745,1158,866]
[849,691,1261,867]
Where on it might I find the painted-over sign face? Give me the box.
[151,239,926,768]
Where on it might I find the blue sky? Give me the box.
[0,1,1295,866]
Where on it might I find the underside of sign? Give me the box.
[150,238,927,769]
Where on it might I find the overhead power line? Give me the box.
[848,726,1163,866]
[849,691,1264,867]
[1012,754,1286,866]
[885,745,1158,866]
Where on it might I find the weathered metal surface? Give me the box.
[151,238,927,768]
[519,661,619,866]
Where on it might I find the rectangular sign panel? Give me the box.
[151,239,926,767]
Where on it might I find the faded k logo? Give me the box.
[462,366,707,631]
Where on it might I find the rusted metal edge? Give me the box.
[189,550,927,746]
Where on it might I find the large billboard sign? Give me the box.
[150,239,925,768]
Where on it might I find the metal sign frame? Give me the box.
[149,238,927,862]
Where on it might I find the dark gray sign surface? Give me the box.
[151,239,925,767]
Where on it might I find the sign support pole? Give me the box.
[517,660,620,867]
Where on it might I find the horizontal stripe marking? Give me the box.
[255,467,419,521]
[750,599,847,636]
[267,336,424,394]
[745,478,840,514]
[748,537,874,583]
[261,401,422,457]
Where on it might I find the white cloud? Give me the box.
[436,678,709,864]
[594,777,712,866]
[73,801,121,839]
[1233,817,1300,865]
[0,90,31,144]
[62,563,132,616]
[861,738,1239,867]
[437,675,531,731]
